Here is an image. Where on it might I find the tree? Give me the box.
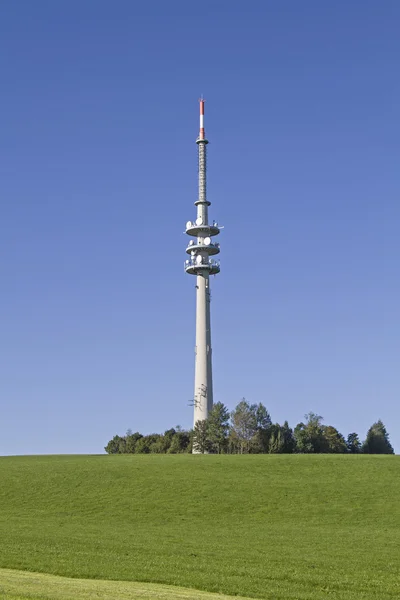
[207,402,230,454]
[251,403,272,453]
[346,432,361,454]
[267,422,296,454]
[104,435,125,454]
[164,428,176,442]
[280,421,296,453]
[149,435,170,454]
[229,399,258,454]
[134,437,151,454]
[268,425,284,454]
[125,431,143,453]
[294,413,327,453]
[322,426,347,453]
[168,429,191,454]
[255,403,272,430]
[192,420,210,454]
[362,420,394,454]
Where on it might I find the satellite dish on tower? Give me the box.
[196,217,203,226]
[186,221,192,229]
[196,255,202,265]
[204,237,211,246]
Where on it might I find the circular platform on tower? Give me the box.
[186,241,220,256]
[185,221,220,237]
[184,258,220,276]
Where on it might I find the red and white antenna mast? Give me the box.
[199,97,206,141]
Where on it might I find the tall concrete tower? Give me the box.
[185,99,221,429]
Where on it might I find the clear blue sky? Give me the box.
[1,1,399,455]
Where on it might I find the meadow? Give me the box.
[0,454,399,600]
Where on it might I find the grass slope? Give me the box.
[0,455,399,600]
[0,568,251,600]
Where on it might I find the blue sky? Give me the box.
[1,1,399,455]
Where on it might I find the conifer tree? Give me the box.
[346,432,361,453]
[207,402,230,454]
[362,420,394,454]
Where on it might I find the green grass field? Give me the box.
[0,455,399,600]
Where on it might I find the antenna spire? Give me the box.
[199,97,205,141]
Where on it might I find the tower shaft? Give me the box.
[194,272,213,423]
[184,100,221,433]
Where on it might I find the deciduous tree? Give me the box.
[294,413,327,453]
[193,420,210,454]
[104,435,125,454]
[126,431,143,453]
[168,429,191,454]
[230,399,258,454]
[323,426,347,453]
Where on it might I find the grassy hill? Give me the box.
[0,454,399,600]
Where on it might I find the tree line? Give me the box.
[104,399,395,455]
